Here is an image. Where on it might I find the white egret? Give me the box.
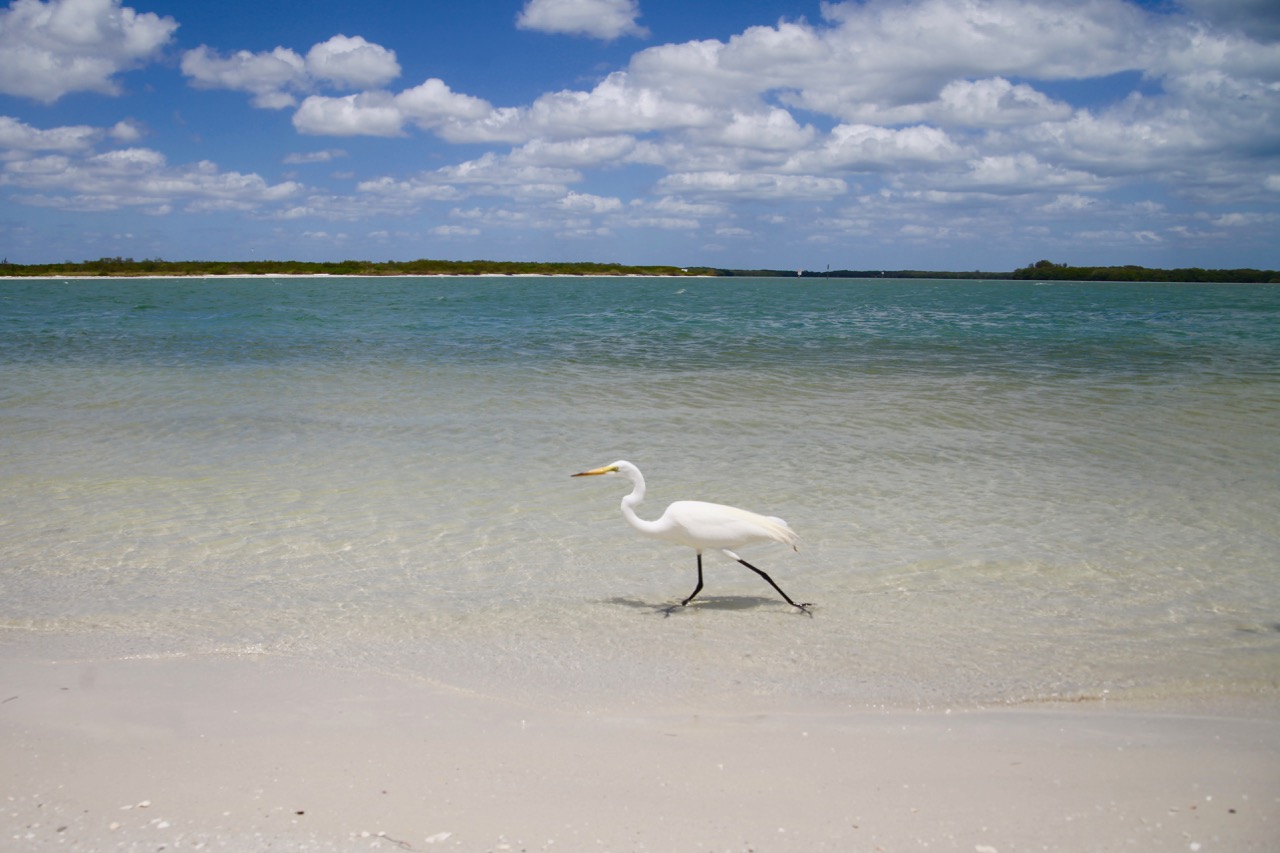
[572,461,811,611]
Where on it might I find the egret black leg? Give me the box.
[736,558,812,612]
[681,553,705,606]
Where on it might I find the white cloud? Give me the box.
[1,143,304,213]
[356,153,581,209]
[293,92,406,137]
[431,224,481,238]
[0,0,177,102]
[357,176,463,202]
[108,119,144,143]
[933,78,1074,127]
[8,0,1278,267]
[516,0,648,41]
[557,191,622,213]
[441,72,718,144]
[0,115,101,151]
[621,214,699,230]
[450,206,533,226]
[183,34,401,109]
[687,108,816,151]
[299,230,348,242]
[305,35,400,89]
[435,152,581,198]
[182,45,308,109]
[1040,193,1099,214]
[808,0,1155,110]
[286,78,492,137]
[1075,228,1165,245]
[283,149,347,165]
[657,171,847,200]
[1012,103,1224,180]
[272,191,427,220]
[949,153,1103,194]
[642,196,728,217]
[1207,211,1278,227]
[507,135,638,168]
[790,124,966,173]
[212,0,1273,237]
[395,79,493,130]
[609,195,730,231]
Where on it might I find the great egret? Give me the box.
[572,460,811,611]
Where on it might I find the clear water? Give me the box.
[2,276,1278,711]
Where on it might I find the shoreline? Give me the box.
[0,273,714,281]
[4,644,1277,851]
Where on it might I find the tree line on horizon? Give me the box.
[0,257,716,278]
[791,260,1279,282]
[0,256,1276,283]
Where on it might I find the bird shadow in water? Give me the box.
[605,596,812,618]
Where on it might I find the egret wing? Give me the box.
[663,500,797,549]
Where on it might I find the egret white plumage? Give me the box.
[572,460,811,611]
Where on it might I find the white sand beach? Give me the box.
[3,649,1277,852]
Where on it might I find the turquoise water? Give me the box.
[2,276,1278,711]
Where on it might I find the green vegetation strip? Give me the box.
[1,258,1276,283]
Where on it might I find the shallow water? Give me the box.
[2,276,1278,711]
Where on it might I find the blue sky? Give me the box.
[1,0,1278,270]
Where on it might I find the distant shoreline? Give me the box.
[3,272,1277,284]
[1,258,1277,282]
[0,272,712,281]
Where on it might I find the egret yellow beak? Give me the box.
[571,464,617,478]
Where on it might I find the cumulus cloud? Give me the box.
[0,0,177,102]
[936,78,1075,127]
[507,135,638,168]
[435,152,581,197]
[437,72,717,144]
[556,191,622,213]
[356,153,582,207]
[0,115,101,151]
[790,124,967,174]
[305,35,400,88]
[657,170,847,200]
[949,153,1103,194]
[1205,211,1278,227]
[292,79,494,137]
[687,108,816,151]
[108,119,144,143]
[291,0,1272,260]
[395,78,493,131]
[293,92,406,137]
[181,45,307,108]
[807,0,1155,108]
[2,145,302,213]
[182,34,400,109]
[9,0,1277,265]
[0,117,304,215]
[516,0,648,41]
[431,224,480,238]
